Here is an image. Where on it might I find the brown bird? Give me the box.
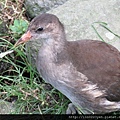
[15,13,120,114]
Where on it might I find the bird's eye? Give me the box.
[36,27,44,32]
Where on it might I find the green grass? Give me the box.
[0,0,70,112]
[0,36,69,114]
[91,22,120,42]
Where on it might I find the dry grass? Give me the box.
[0,0,27,51]
[0,0,26,23]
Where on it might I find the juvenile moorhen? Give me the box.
[15,13,120,114]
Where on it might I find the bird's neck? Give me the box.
[36,31,69,84]
[40,31,67,56]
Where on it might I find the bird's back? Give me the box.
[67,40,120,102]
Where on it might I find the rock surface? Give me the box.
[26,0,120,66]
[25,0,68,19]
[48,0,120,49]
[0,100,15,114]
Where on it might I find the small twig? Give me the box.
[19,87,39,100]
[91,23,105,42]
[0,91,8,95]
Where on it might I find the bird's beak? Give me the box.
[14,31,32,47]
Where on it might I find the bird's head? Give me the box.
[14,13,64,47]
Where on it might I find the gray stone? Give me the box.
[48,0,120,50]
[26,0,120,66]
[24,0,68,19]
[0,100,15,114]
